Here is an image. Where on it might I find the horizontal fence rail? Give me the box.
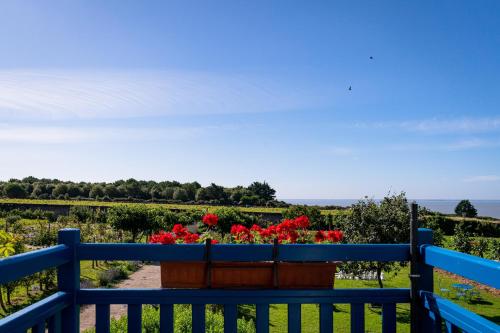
[77,288,410,304]
[421,245,500,289]
[0,292,70,333]
[420,291,499,333]
[78,243,411,262]
[0,245,70,284]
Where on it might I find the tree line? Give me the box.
[0,177,285,206]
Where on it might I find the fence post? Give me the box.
[58,228,80,333]
[409,203,419,333]
[417,227,434,332]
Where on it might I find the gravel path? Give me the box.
[79,264,160,332]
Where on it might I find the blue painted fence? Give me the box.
[0,228,498,333]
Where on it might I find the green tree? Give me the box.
[107,205,153,242]
[104,184,121,198]
[454,200,477,217]
[3,182,27,198]
[172,188,189,201]
[342,193,411,288]
[247,181,276,202]
[89,185,105,199]
[51,183,69,197]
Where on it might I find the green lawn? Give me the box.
[263,265,499,332]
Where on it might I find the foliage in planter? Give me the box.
[197,207,262,234]
[150,213,343,245]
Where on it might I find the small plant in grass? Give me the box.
[471,238,489,258]
[451,224,472,254]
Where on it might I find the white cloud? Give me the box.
[353,117,500,134]
[387,138,500,152]
[0,124,220,144]
[464,175,500,182]
[0,69,328,120]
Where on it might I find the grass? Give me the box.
[264,265,498,332]
[0,198,350,215]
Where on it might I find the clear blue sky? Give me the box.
[0,1,499,199]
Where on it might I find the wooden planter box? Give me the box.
[160,262,337,289]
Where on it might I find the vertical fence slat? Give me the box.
[192,304,205,333]
[287,304,301,333]
[48,312,61,333]
[127,304,142,333]
[256,304,269,333]
[160,304,174,333]
[445,320,459,333]
[417,228,435,332]
[224,304,238,333]
[350,303,365,333]
[96,304,110,333]
[382,303,396,333]
[319,303,333,333]
[32,321,45,333]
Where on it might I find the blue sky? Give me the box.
[0,0,499,199]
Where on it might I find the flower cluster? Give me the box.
[149,214,344,245]
[314,230,343,243]
[149,224,200,244]
[202,214,219,226]
[230,224,254,243]
[149,231,175,244]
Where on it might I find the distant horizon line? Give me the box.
[280,198,500,201]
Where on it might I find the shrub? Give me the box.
[83,305,255,333]
[283,205,323,229]
[97,267,128,287]
[471,238,489,258]
[107,205,153,242]
[451,224,472,254]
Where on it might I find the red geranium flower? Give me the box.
[230,224,253,243]
[326,230,343,242]
[250,224,262,232]
[149,231,175,244]
[315,230,326,243]
[183,232,200,244]
[202,214,219,226]
[172,224,188,238]
[294,216,310,229]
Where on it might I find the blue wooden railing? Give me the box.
[0,228,498,333]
